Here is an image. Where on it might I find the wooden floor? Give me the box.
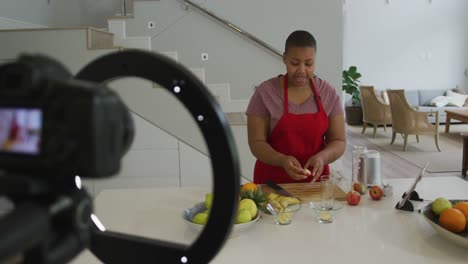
[343,124,466,180]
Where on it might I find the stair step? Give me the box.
[87,27,115,49]
[189,67,205,83]
[160,51,178,62]
[226,112,247,125]
[109,14,135,19]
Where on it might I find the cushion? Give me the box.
[452,88,468,106]
[446,90,468,107]
[452,88,467,94]
[374,90,385,104]
[429,96,449,107]
[404,90,420,107]
[381,91,390,105]
[419,90,446,106]
[374,90,383,103]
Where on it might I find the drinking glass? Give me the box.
[320,175,335,210]
[275,210,295,225]
[352,146,368,193]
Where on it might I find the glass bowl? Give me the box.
[268,203,302,225]
[309,201,344,223]
[420,199,468,249]
[183,202,260,236]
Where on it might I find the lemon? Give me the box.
[193,212,209,225]
[319,211,332,221]
[236,209,252,224]
[277,211,293,224]
[239,199,257,218]
[205,193,214,209]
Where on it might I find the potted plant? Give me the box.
[342,66,363,125]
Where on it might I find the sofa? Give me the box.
[400,89,468,124]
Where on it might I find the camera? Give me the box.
[0,50,240,264]
[0,55,134,178]
[0,54,135,264]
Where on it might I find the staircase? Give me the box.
[104,6,256,187]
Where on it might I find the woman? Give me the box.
[246,30,346,184]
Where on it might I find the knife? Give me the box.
[265,180,293,197]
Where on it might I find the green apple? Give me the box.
[205,193,213,209]
[193,212,209,225]
[236,209,252,224]
[432,197,452,215]
[238,198,257,218]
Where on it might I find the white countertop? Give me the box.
[71,176,468,264]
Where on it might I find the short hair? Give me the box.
[284,30,317,53]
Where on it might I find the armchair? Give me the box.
[359,86,392,138]
[386,90,441,152]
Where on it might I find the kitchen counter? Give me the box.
[71,176,468,263]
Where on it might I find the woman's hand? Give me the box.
[303,155,325,183]
[281,156,310,181]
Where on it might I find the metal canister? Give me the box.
[364,150,382,188]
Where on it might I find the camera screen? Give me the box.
[0,108,41,155]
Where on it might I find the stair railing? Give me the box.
[183,0,282,58]
[121,0,127,16]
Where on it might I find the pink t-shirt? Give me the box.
[246,75,344,133]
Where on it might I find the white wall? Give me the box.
[74,0,126,27]
[0,0,82,27]
[205,0,343,95]
[344,0,468,91]
[0,16,47,29]
[0,29,116,72]
[0,0,53,26]
[0,0,128,28]
[49,0,83,27]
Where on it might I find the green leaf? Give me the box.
[342,65,362,106]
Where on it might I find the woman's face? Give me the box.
[282,46,316,87]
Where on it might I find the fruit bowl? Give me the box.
[420,200,468,249]
[309,201,344,223]
[182,202,260,236]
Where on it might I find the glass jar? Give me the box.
[351,146,367,193]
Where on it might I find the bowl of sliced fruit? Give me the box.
[264,192,302,225]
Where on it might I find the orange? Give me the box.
[453,202,468,217]
[241,182,257,192]
[439,208,466,233]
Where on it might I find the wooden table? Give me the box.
[462,132,468,178]
[445,109,468,133]
[71,177,468,264]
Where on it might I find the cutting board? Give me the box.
[260,182,347,203]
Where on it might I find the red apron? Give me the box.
[253,74,330,184]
